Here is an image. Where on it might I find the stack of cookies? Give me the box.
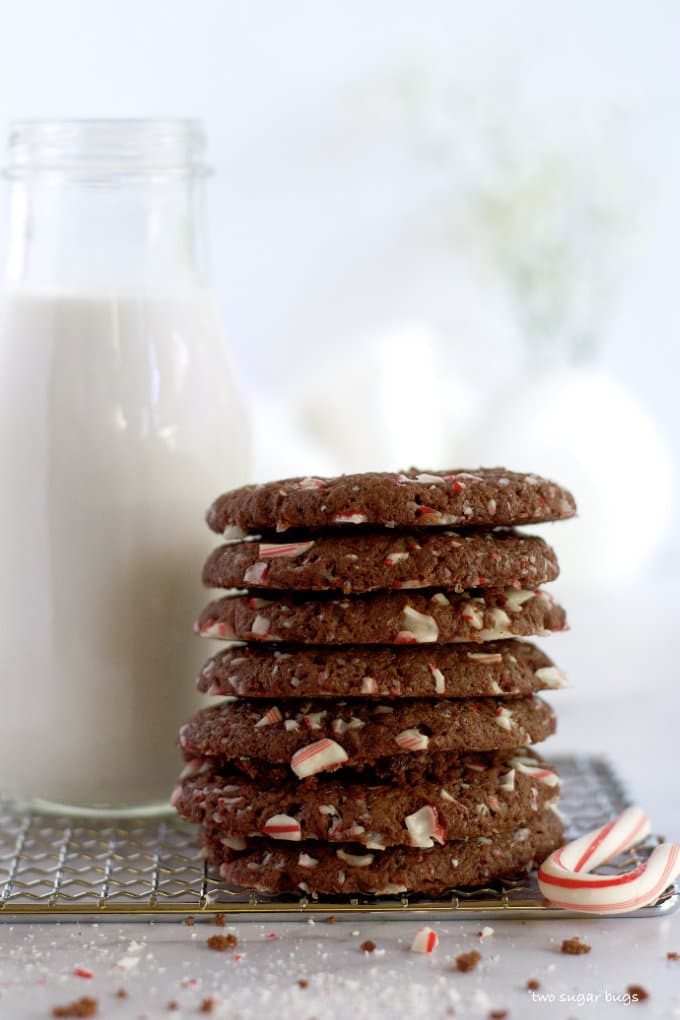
[173,468,576,898]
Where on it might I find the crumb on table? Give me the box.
[360,940,376,953]
[214,912,225,927]
[52,997,98,1018]
[561,937,591,955]
[627,985,649,1002]
[207,933,237,951]
[455,950,481,972]
[527,978,541,990]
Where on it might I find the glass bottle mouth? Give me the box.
[4,118,212,179]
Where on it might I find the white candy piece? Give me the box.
[494,706,514,731]
[499,768,516,792]
[303,710,327,730]
[405,805,445,848]
[298,852,319,868]
[395,728,430,752]
[461,600,484,629]
[410,927,439,953]
[504,589,535,613]
[291,739,348,779]
[244,561,268,584]
[479,607,513,640]
[374,883,408,895]
[397,606,439,643]
[332,717,365,735]
[467,651,503,664]
[535,665,567,688]
[336,848,375,868]
[333,513,368,524]
[429,664,445,694]
[251,614,271,636]
[385,551,410,564]
[222,525,248,541]
[221,835,247,851]
[258,540,315,559]
[511,756,560,787]
[262,814,301,841]
[179,758,206,780]
[198,619,235,639]
[292,477,326,490]
[254,706,282,728]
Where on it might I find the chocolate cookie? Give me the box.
[206,468,576,534]
[195,588,567,645]
[201,807,564,895]
[174,748,560,847]
[202,528,559,594]
[197,639,566,699]
[179,695,556,774]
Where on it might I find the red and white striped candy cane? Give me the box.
[538,806,680,914]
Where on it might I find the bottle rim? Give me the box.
[4,118,213,179]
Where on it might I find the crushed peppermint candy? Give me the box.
[291,739,348,778]
[258,540,315,558]
[262,814,301,841]
[254,706,283,728]
[429,663,446,693]
[405,805,445,848]
[410,927,439,953]
[395,728,430,752]
[396,606,439,643]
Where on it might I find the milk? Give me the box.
[0,292,247,811]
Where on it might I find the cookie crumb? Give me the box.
[184,916,195,926]
[199,998,215,1013]
[297,979,309,989]
[167,1003,178,1012]
[455,950,481,972]
[561,937,591,955]
[627,985,649,1002]
[667,951,679,960]
[526,978,540,990]
[52,997,99,1018]
[489,1011,508,1019]
[326,916,336,925]
[114,989,128,999]
[207,933,237,951]
[214,912,226,927]
[360,940,376,953]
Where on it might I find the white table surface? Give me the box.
[2,582,679,1019]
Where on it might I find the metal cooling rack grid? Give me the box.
[0,754,677,922]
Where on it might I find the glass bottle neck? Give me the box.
[3,120,214,297]
[5,173,214,296]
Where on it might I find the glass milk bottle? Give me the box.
[0,120,249,815]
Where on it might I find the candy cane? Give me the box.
[538,806,680,914]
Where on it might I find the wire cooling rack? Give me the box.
[0,754,676,923]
